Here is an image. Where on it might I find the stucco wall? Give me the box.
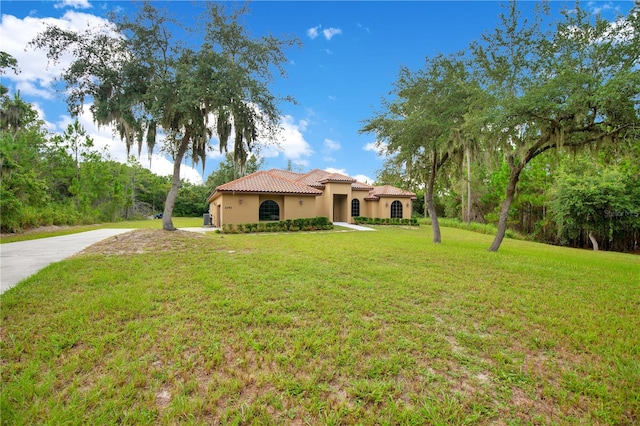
[210,193,319,226]
[318,182,353,222]
[211,193,260,225]
[283,196,317,220]
[361,198,413,220]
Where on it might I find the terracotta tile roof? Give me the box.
[352,180,374,191]
[209,169,414,202]
[319,172,356,184]
[367,185,417,200]
[267,169,302,181]
[213,170,322,196]
[294,169,329,188]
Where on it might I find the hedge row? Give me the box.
[218,216,333,234]
[353,216,419,226]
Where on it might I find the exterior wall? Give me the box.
[350,190,371,221]
[283,195,317,220]
[209,190,414,227]
[360,198,413,220]
[210,193,261,226]
[318,182,353,222]
[209,193,318,226]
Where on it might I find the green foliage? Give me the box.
[471,1,640,251]
[172,181,210,217]
[550,158,639,251]
[220,217,333,234]
[0,95,178,232]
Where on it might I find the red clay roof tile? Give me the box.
[214,170,322,195]
[210,169,415,200]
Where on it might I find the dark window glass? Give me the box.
[259,200,280,221]
[351,199,360,217]
[390,200,403,219]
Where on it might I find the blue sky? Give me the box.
[0,0,633,184]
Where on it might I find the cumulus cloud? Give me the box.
[307,25,342,41]
[307,25,321,39]
[324,167,347,175]
[324,138,341,151]
[55,0,92,10]
[353,174,374,185]
[261,115,314,161]
[322,27,342,40]
[363,141,386,155]
[0,11,116,99]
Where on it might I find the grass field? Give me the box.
[1,224,638,424]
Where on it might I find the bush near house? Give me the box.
[353,216,419,226]
[219,216,333,234]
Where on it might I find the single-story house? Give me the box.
[206,168,417,227]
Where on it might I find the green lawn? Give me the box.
[1,225,638,424]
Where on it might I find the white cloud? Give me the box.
[325,167,347,175]
[307,25,342,41]
[262,115,314,160]
[323,138,341,151]
[55,0,92,10]
[363,142,377,152]
[363,141,386,155]
[323,27,342,40]
[0,11,116,99]
[307,25,320,39]
[353,174,374,185]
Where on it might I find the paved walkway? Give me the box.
[333,222,376,231]
[0,229,134,294]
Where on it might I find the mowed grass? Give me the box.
[1,226,638,424]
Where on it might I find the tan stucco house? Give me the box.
[206,168,416,227]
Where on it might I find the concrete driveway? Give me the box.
[0,229,133,294]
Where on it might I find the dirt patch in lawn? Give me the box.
[76,229,205,256]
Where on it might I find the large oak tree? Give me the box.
[31,1,298,230]
[471,1,640,251]
[361,53,481,243]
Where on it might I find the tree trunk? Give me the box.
[162,134,190,231]
[426,152,442,243]
[489,157,524,252]
[588,231,599,251]
[466,146,472,224]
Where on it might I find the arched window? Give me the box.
[259,200,280,221]
[351,199,360,217]
[390,200,403,219]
